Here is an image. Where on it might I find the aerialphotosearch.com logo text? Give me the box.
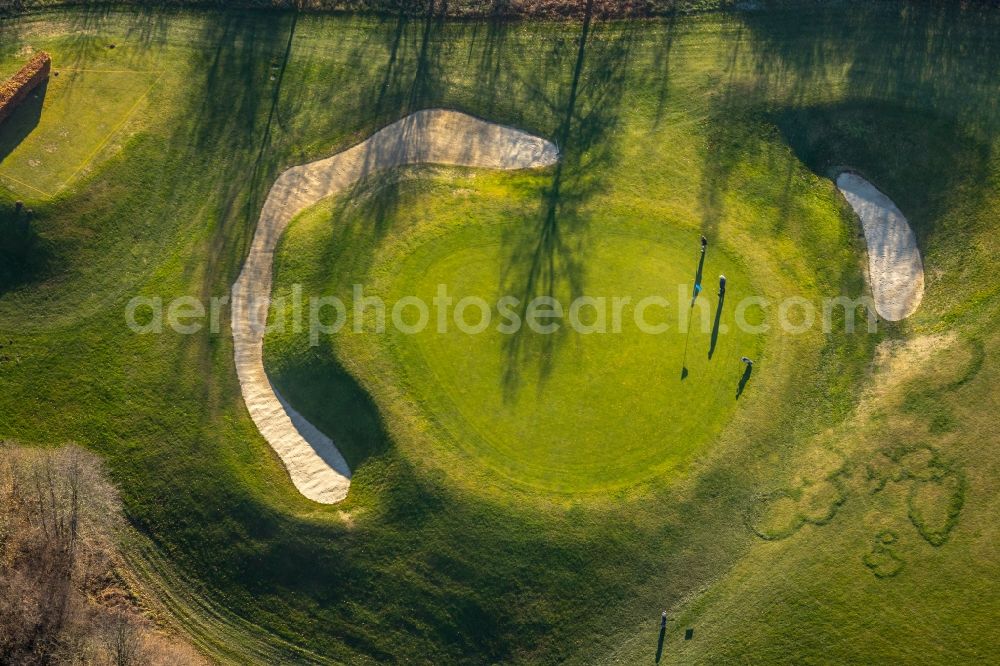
[125,283,879,343]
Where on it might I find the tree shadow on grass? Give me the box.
[696,20,760,242]
[121,4,172,51]
[701,3,1000,241]
[266,345,391,470]
[133,9,308,420]
[772,101,994,245]
[335,4,449,241]
[702,3,1000,237]
[152,8,302,287]
[0,201,50,294]
[499,0,637,399]
[741,1,1000,135]
[187,10,301,294]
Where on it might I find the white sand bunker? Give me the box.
[836,172,924,321]
[231,109,559,504]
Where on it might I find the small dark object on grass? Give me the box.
[108,44,116,49]
[684,628,694,640]
[740,356,753,366]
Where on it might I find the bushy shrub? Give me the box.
[0,443,204,665]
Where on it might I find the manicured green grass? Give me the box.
[0,38,162,197]
[271,171,764,494]
[0,3,997,665]
[393,225,757,492]
[0,68,156,196]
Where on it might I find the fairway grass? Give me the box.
[0,52,158,197]
[1,4,998,664]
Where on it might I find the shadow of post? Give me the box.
[655,625,666,662]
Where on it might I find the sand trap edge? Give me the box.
[231,109,559,504]
[836,171,924,322]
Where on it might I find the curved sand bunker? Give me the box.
[231,109,559,504]
[836,172,924,321]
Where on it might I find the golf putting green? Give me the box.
[382,223,762,493]
[270,171,768,497]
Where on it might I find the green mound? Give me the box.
[383,221,761,492]
[267,170,766,496]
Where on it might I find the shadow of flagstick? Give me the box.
[682,246,708,378]
[680,318,692,380]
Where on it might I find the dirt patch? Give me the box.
[865,332,957,403]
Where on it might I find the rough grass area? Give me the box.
[0,3,997,665]
[0,443,205,664]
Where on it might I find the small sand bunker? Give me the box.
[231,109,559,504]
[836,172,924,321]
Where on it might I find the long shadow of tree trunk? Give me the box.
[500,0,635,399]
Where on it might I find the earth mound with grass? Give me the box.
[269,174,764,495]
